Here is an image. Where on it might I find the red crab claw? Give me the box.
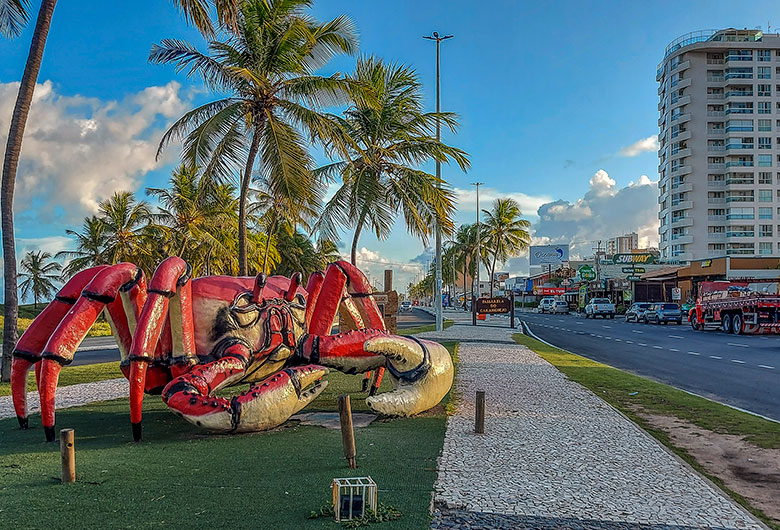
[163,361,329,433]
[363,336,454,416]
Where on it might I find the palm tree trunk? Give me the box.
[350,210,368,265]
[489,254,497,296]
[1,0,58,382]
[261,217,277,274]
[238,123,263,276]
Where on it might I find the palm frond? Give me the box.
[0,0,30,38]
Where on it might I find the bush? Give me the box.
[616,304,627,315]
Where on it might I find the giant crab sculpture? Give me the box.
[11,258,453,442]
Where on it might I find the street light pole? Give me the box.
[472,182,484,299]
[424,31,453,331]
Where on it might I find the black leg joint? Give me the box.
[17,416,28,429]
[131,422,142,442]
[44,426,56,443]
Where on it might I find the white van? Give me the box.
[537,298,555,313]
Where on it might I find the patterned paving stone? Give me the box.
[418,323,763,530]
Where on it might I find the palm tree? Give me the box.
[55,216,106,278]
[172,0,239,36]
[316,56,470,265]
[98,191,152,266]
[314,238,341,267]
[0,0,57,380]
[481,198,531,295]
[452,224,476,303]
[18,250,61,309]
[151,0,359,275]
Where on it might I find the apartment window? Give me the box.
[758,101,771,114]
[760,224,774,237]
[709,244,726,251]
[759,207,773,219]
[759,189,773,202]
[760,242,773,255]
[727,119,753,132]
[758,119,772,131]
[759,171,773,184]
[726,67,753,79]
[759,154,772,167]
[758,50,771,62]
[760,137,772,149]
[709,225,726,233]
[758,66,771,79]
[758,84,772,96]
[729,102,755,114]
[727,207,754,219]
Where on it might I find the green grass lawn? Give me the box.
[0,343,458,529]
[398,319,453,336]
[0,361,123,397]
[513,332,780,529]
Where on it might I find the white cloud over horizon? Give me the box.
[0,79,189,225]
[453,186,551,218]
[618,135,659,157]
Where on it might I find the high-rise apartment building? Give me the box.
[657,28,780,260]
[606,233,639,255]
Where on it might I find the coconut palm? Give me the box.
[18,250,61,309]
[98,191,153,266]
[55,216,106,278]
[481,198,531,295]
[151,0,359,275]
[314,238,341,266]
[316,56,470,265]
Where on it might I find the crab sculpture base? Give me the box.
[10,258,453,441]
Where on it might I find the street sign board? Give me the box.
[612,253,656,265]
[529,244,570,266]
[578,265,596,281]
[475,297,511,314]
[671,287,682,300]
[561,279,571,286]
[627,275,641,281]
[534,287,565,296]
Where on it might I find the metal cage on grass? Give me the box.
[331,476,377,521]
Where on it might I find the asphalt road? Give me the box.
[66,308,436,366]
[519,311,780,421]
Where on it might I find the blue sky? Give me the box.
[2,0,780,290]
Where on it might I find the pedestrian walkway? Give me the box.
[419,323,763,530]
[0,378,128,421]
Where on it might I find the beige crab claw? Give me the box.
[363,336,453,416]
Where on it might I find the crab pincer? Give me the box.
[163,364,328,433]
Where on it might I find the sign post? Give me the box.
[510,292,515,329]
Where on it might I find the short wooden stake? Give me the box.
[475,391,486,434]
[338,394,357,469]
[60,429,75,483]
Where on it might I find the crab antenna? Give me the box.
[253,273,267,303]
[285,272,302,301]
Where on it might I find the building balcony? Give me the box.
[708,233,726,240]
[671,60,690,74]
[671,217,693,227]
[671,147,691,159]
[725,143,754,151]
[707,76,725,83]
[707,93,725,100]
[707,129,725,135]
[725,161,754,168]
[725,178,755,186]
[707,163,725,170]
[726,196,754,203]
[670,252,693,261]
[707,145,726,151]
[671,200,693,210]
[725,90,753,98]
[671,95,691,109]
[670,165,691,177]
[670,234,693,244]
[708,197,726,204]
[706,111,725,117]
[672,130,691,141]
[672,78,691,90]
[708,214,726,221]
[658,207,669,219]
[726,215,756,223]
[707,180,726,188]
[726,232,756,238]
[659,223,670,234]
[671,182,693,193]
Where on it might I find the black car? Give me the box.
[645,303,683,325]
[625,302,653,323]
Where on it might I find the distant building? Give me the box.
[657,28,780,260]
[606,233,639,255]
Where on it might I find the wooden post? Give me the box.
[475,391,485,434]
[383,269,393,292]
[510,292,515,329]
[338,394,357,469]
[60,429,75,483]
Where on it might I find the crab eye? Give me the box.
[231,292,254,312]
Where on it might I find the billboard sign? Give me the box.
[612,253,656,265]
[493,271,510,282]
[578,265,596,281]
[475,297,511,314]
[530,245,570,266]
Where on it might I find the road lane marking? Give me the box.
[558,319,565,322]
[638,343,647,346]
[668,335,684,339]
[669,348,680,352]
[576,322,583,325]
[652,345,663,349]
[759,365,775,369]
[614,338,622,342]
[625,340,633,344]
[602,325,611,329]
[687,351,700,355]
[595,335,603,338]
[590,333,597,336]
[632,330,643,334]
[727,343,749,348]
[605,336,612,340]
[710,355,722,360]
[730,359,746,364]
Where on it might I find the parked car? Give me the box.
[552,300,570,314]
[625,302,653,323]
[537,298,555,313]
[645,303,683,325]
[585,298,615,319]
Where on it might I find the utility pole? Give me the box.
[472,182,484,298]
[593,240,604,294]
[424,31,453,331]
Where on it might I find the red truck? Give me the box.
[690,280,780,334]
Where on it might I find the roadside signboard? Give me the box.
[530,245,570,266]
[561,279,571,286]
[534,287,565,296]
[671,287,682,300]
[475,297,511,314]
[578,265,596,281]
[627,275,641,282]
[612,253,656,265]
[578,284,587,308]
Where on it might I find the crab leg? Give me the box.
[35,263,144,441]
[128,256,196,441]
[11,266,109,429]
[163,342,328,432]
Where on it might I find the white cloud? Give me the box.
[618,135,659,157]
[353,247,425,292]
[17,236,72,258]
[453,186,551,218]
[0,80,189,224]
